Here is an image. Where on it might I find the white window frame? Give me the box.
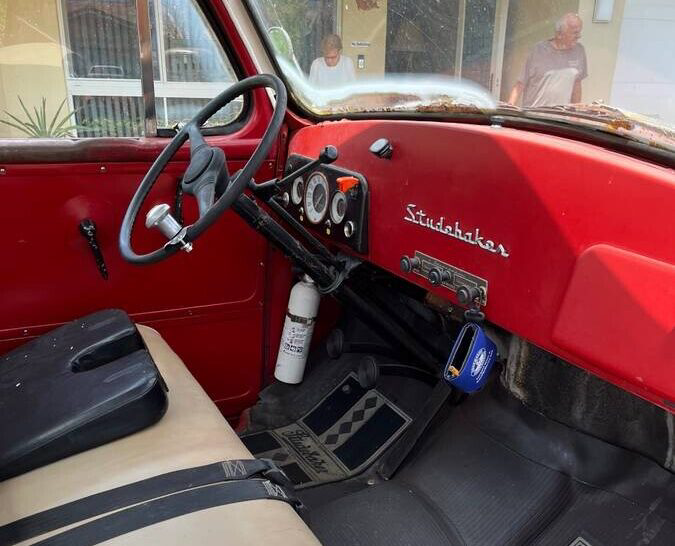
[56,0,241,134]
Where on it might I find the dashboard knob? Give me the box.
[319,145,338,164]
[457,285,481,305]
[343,221,356,239]
[369,138,393,159]
[428,268,451,286]
[400,255,420,273]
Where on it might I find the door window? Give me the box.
[0,0,241,138]
[151,0,241,130]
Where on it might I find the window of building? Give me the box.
[0,0,241,138]
[250,0,675,150]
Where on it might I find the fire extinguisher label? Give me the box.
[280,317,314,357]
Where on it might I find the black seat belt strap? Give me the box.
[36,478,299,546]
[0,458,295,545]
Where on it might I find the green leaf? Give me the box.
[48,98,67,135]
[52,108,78,133]
[3,96,82,138]
[0,118,38,137]
[3,110,39,135]
[38,97,48,133]
[17,96,36,126]
[33,97,47,136]
[53,125,83,137]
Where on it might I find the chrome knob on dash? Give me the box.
[428,267,452,286]
[276,192,290,208]
[369,138,393,159]
[400,255,421,273]
[145,204,193,253]
[457,285,481,305]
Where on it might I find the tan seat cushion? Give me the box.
[0,326,319,545]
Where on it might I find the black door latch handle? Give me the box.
[79,218,108,280]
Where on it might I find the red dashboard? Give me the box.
[287,120,675,412]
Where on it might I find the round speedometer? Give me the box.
[304,172,329,224]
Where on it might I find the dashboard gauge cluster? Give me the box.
[280,154,368,253]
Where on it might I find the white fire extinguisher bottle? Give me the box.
[274,275,321,384]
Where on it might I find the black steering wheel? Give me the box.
[120,73,287,264]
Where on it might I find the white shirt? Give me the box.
[309,55,356,87]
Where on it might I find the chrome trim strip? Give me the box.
[412,251,489,306]
[223,1,277,76]
[136,0,157,137]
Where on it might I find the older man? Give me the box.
[508,13,588,107]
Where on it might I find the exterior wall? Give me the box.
[0,0,69,137]
[578,0,626,104]
[500,0,579,103]
[340,0,388,77]
[610,0,675,124]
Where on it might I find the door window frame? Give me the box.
[53,0,247,138]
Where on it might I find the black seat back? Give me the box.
[0,310,167,481]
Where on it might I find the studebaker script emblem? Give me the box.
[404,204,510,258]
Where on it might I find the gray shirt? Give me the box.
[519,40,588,107]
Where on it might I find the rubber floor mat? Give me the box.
[241,373,411,488]
[307,384,675,546]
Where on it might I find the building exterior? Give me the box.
[325,0,673,123]
[0,0,672,138]
[0,0,240,138]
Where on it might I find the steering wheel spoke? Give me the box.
[119,74,287,264]
[187,122,208,154]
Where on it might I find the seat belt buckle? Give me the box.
[261,464,294,490]
[258,459,308,517]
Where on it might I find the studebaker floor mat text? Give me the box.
[241,373,411,488]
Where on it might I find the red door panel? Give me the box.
[0,103,278,417]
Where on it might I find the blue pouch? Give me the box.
[443,322,497,393]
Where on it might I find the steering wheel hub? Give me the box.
[183,147,214,183]
[119,74,287,264]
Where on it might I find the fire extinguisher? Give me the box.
[274,274,321,384]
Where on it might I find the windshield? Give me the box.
[247,0,675,152]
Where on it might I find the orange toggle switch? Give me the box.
[337,176,360,194]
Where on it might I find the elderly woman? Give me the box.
[309,34,356,87]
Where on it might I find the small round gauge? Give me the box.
[304,172,329,224]
[291,177,304,205]
[330,191,347,224]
